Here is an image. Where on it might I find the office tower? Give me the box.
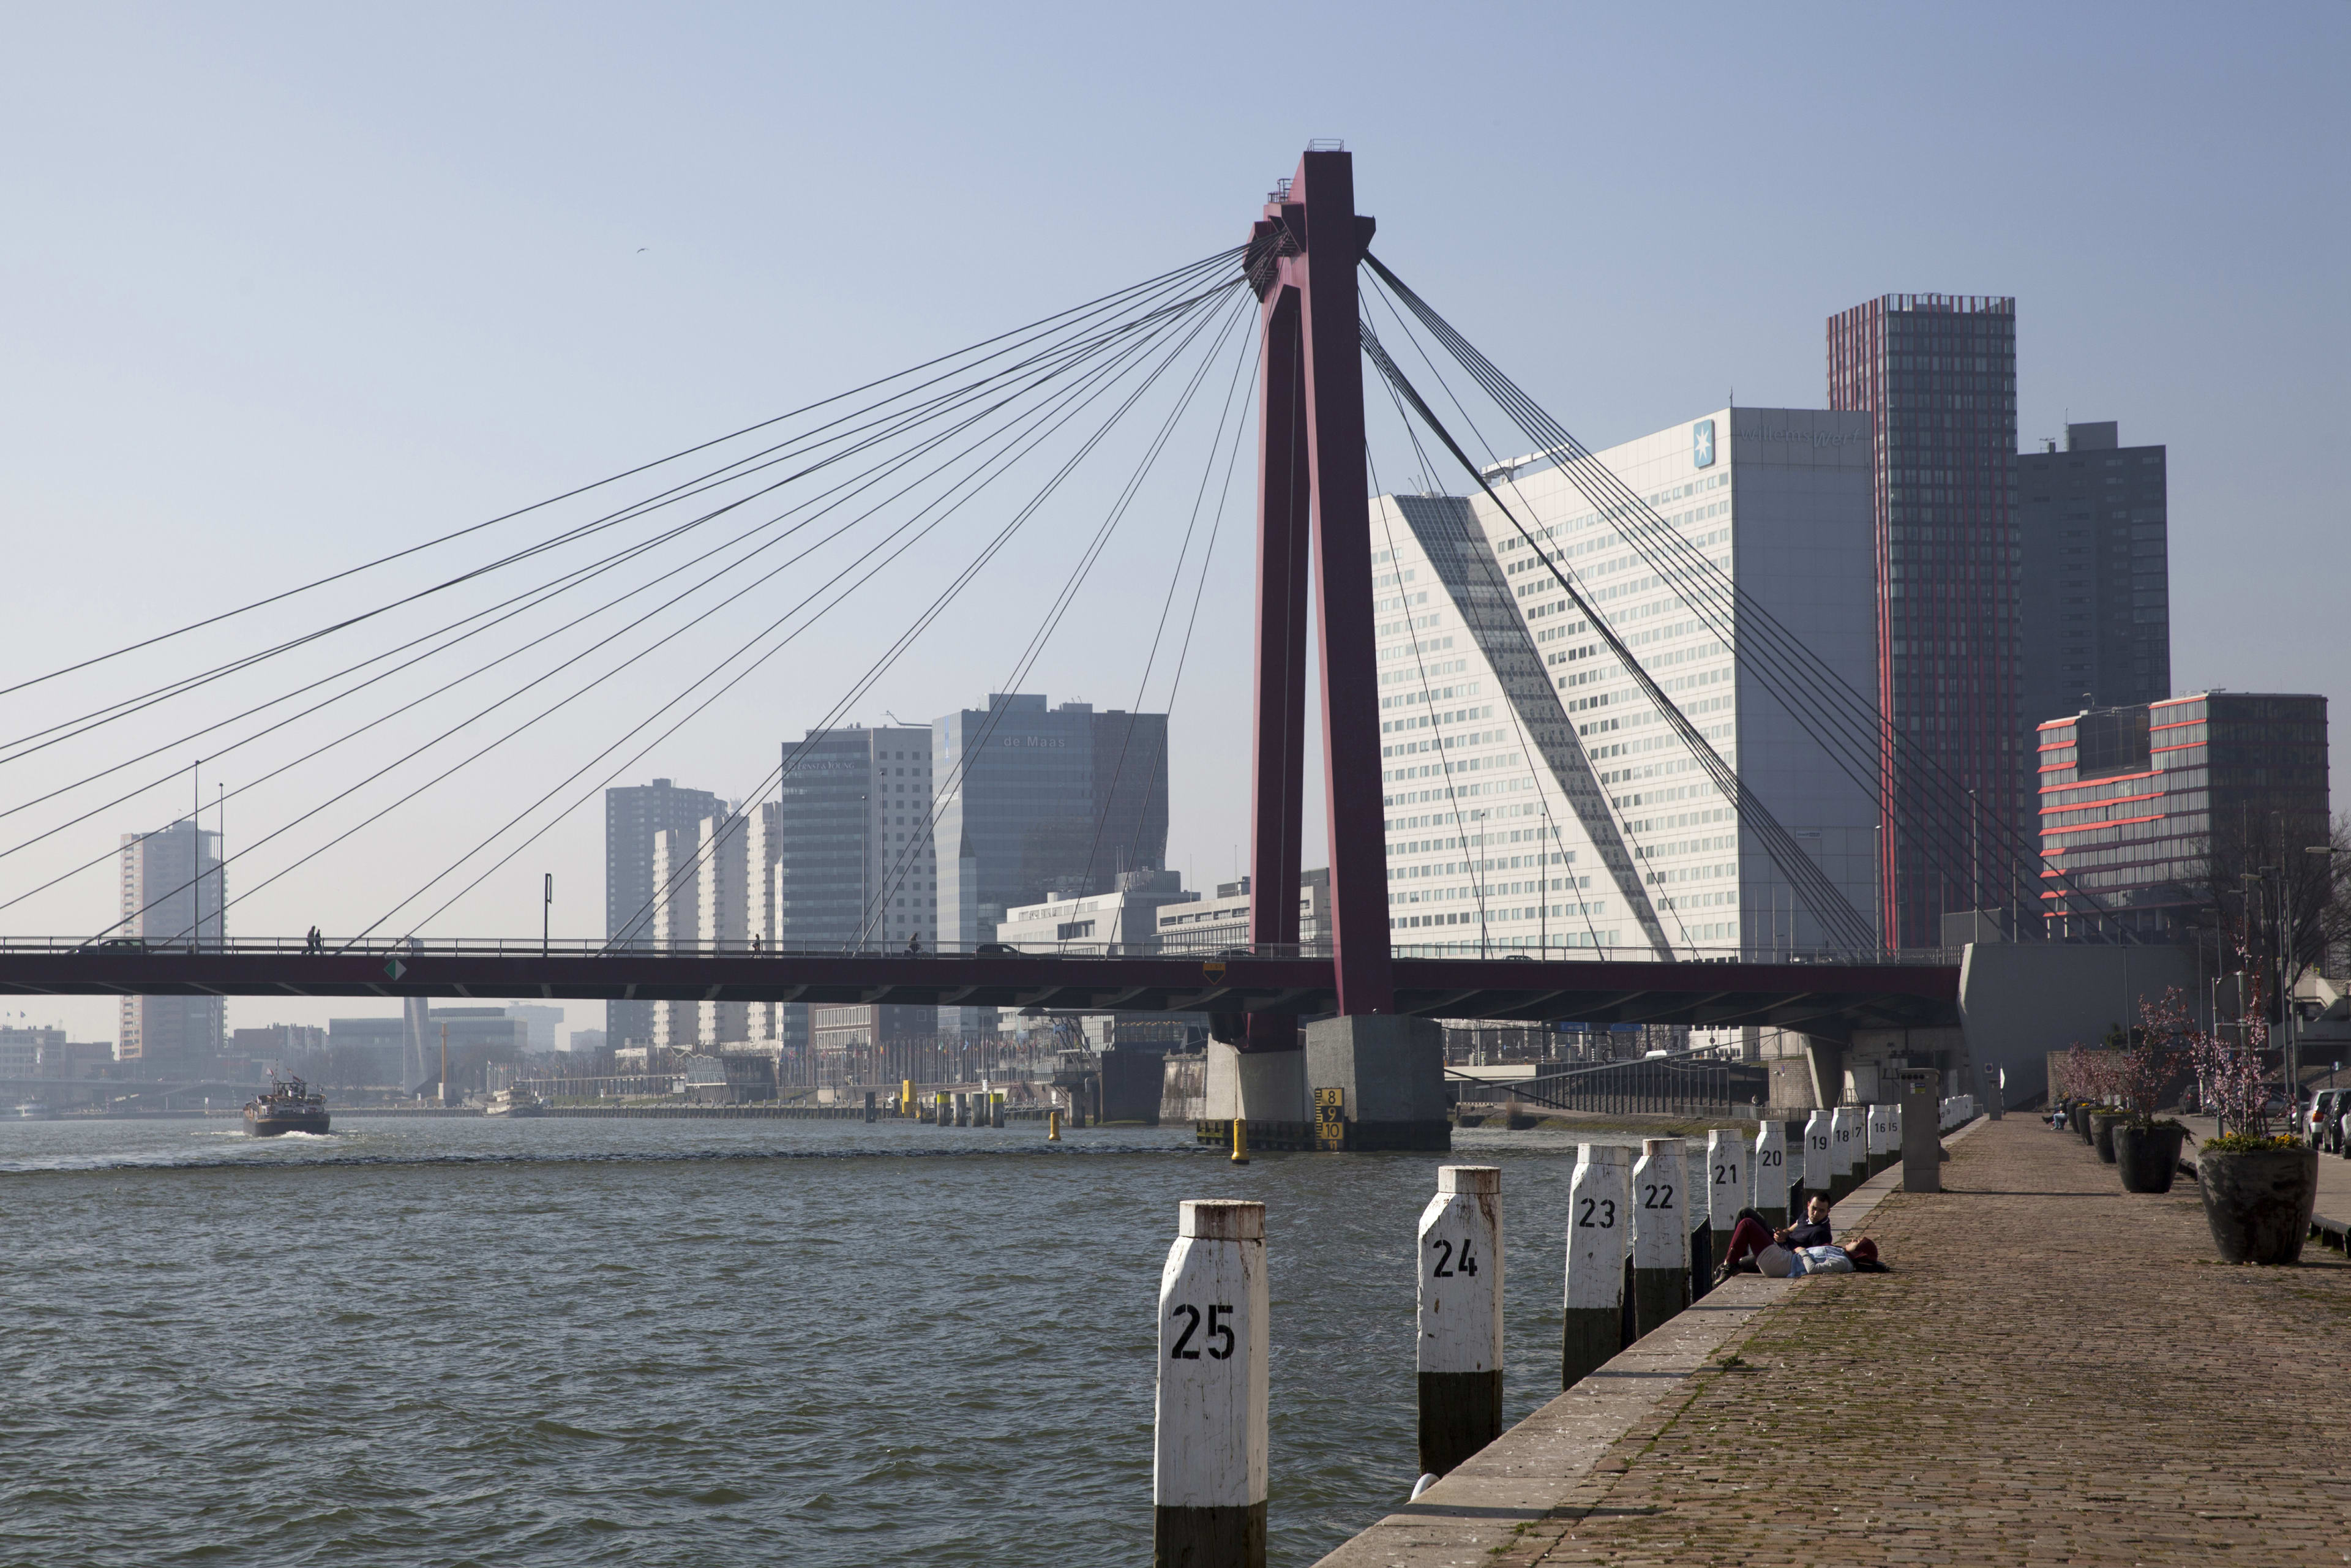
[933,696,1169,951]
[1828,293,2020,947]
[2018,421,2170,736]
[2037,692,2327,940]
[1403,406,1878,956]
[115,817,225,1070]
[772,726,938,1050]
[604,778,719,1048]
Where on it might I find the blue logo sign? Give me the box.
[1692,419,1715,468]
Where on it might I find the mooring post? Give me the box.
[1828,1105,1859,1201]
[954,1091,969,1128]
[991,1092,1006,1129]
[1048,1107,1062,1141]
[1417,1166,1502,1477]
[863,1089,876,1124]
[1154,1199,1268,1568]
[1231,1117,1250,1165]
[901,1078,913,1118]
[1801,1110,1831,1209]
[1685,1140,1713,1301]
[1752,1118,1789,1232]
[1629,1138,1689,1340]
[1866,1102,1892,1177]
[1562,1142,1629,1389]
[1701,1128,1746,1293]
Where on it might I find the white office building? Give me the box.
[1372,406,1879,958]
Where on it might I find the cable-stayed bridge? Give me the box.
[4,144,2128,1122]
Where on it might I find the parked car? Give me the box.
[2312,1087,2349,1155]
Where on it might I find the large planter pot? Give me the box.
[2078,1105,2100,1146]
[2112,1122,2186,1193]
[2091,1112,2125,1164]
[2197,1146,2320,1265]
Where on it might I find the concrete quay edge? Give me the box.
[1310,1116,1989,1568]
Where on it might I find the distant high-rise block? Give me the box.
[2038,692,2325,940]
[774,725,937,1049]
[1829,294,2020,946]
[933,696,1169,951]
[604,777,718,1048]
[116,818,225,1070]
[2018,422,2170,738]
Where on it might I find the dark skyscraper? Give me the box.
[2017,421,2170,739]
[604,777,718,1048]
[1828,294,2020,947]
[934,695,1169,950]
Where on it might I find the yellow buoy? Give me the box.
[1048,1108,1062,1141]
[1231,1116,1250,1165]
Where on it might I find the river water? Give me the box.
[0,1115,1670,1566]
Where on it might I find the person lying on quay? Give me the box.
[1714,1195,1886,1278]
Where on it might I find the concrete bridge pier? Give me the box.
[1305,1017,1449,1152]
[1205,1040,1308,1124]
[1203,1018,1449,1150]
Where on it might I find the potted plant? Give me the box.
[2108,990,2191,1194]
[2190,1006,2317,1266]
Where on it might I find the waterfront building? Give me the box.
[1828,294,2021,946]
[771,725,937,1051]
[994,868,1194,953]
[933,696,1169,949]
[2017,421,2170,736]
[605,778,719,1048]
[1410,405,1878,956]
[566,1028,607,1054]
[115,817,225,1070]
[1153,871,1332,953]
[0,1027,60,1077]
[2036,691,2328,940]
[329,1016,406,1086]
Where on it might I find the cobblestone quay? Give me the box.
[1338,1117,2351,1567]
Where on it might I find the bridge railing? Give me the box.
[0,935,1963,966]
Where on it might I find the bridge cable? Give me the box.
[0,252,1249,765]
[0,247,1248,706]
[76,271,1248,945]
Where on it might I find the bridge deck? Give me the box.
[0,948,1957,1037]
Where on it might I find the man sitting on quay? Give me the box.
[1715,1195,1883,1277]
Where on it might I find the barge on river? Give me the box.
[243,1077,330,1136]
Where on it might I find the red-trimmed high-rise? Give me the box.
[1828,294,2020,948]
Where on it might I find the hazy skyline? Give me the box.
[4,2,2345,1038]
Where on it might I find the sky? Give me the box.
[2,1,2345,1040]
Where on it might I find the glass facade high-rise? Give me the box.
[603,777,718,1048]
[116,817,225,1070]
[933,695,1169,950]
[2017,421,2170,738]
[1828,294,2020,947]
[2037,692,2327,941]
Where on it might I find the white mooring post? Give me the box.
[1685,1136,1714,1300]
[1629,1138,1689,1339]
[1417,1166,1502,1477]
[1751,1119,1790,1232]
[1801,1110,1831,1206]
[1828,1105,1860,1200]
[1155,1199,1268,1567]
[1701,1128,1747,1292]
[1562,1143,1629,1389]
[1867,1102,1892,1177]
